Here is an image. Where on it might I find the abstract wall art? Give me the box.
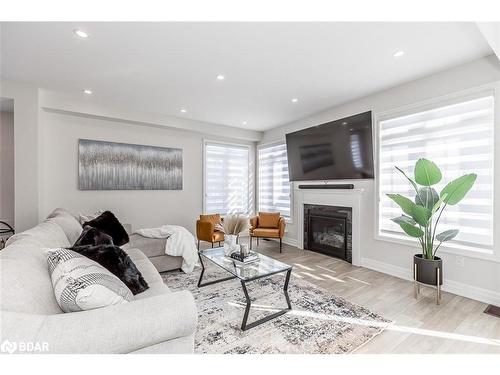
[78,139,182,190]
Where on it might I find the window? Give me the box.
[204,141,250,215]
[258,142,291,219]
[378,94,494,252]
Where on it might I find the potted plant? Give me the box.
[216,214,250,256]
[387,158,476,287]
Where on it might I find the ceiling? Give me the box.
[0,22,493,131]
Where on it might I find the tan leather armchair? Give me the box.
[249,212,286,253]
[196,214,224,249]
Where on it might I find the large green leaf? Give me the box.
[411,204,431,226]
[387,194,415,216]
[440,174,477,205]
[431,193,447,214]
[436,229,459,242]
[414,159,442,186]
[395,166,418,192]
[391,215,416,226]
[415,187,439,210]
[398,222,424,238]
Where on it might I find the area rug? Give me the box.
[162,263,391,354]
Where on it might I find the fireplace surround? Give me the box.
[304,204,352,263]
[294,186,363,266]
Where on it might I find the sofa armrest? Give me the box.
[2,290,198,354]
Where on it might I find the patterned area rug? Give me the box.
[162,263,391,354]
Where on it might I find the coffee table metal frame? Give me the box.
[197,249,292,331]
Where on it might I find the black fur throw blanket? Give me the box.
[82,211,129,247]
[71,243,149,295]
[73,226,114,247]
[70,212,148,295]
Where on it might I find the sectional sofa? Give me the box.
[0,208,197,354]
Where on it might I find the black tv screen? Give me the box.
[285,111,374,181]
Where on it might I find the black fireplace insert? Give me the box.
[303,204,352,263]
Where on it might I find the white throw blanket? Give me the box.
[134,225,198,273]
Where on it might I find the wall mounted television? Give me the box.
[285,111,374,181]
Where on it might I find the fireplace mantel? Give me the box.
[294,187,364,266]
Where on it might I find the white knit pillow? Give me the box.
[46,248,133,313]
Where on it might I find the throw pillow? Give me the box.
[73,226,114,247]
[78,210,104,225]
[72,244,149,295]
[46,248,133,313]
[258,212,281,228]
[82,211,129,246]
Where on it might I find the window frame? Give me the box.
[202,139,252,215]
[374,85,499,262]
[256,141,293,223]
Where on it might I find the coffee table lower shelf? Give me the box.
[197,254,292,331]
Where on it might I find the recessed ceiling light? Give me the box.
[180,108,187,113]
[342,122,348,125]
[74,29,89,39]
[393,50,405,58]
[242,121,247,125]
[291,98,299,103]
[216,74,225,80]
[83,89,92,95]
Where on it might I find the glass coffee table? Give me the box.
[198,247,293,331]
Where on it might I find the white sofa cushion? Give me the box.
[6,220,71,248]
[46,208,83,245]
[0,240,62,314]
[47,248,133,313]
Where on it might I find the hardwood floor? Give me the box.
[202,239,500,354]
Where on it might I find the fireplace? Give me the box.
[303,204,352,263]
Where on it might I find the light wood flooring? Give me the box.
[201,240,500,354]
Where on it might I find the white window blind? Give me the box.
[204,142,250,215]
[378,95,494,252]
[258,143,291,219]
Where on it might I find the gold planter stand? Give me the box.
[414,263,441,305]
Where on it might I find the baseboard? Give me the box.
[282,236,299,248]
[361,257,500,306]
[443,280,500,307]
[361,258,412,281]
[262,236,299,248]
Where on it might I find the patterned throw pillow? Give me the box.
[46,248,133,313]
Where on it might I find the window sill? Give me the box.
[374,233,500,263]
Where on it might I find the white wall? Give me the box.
[0,82,41,231]
[261,56,500,305]
[0,111,15,226]
[40,109,256,233]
